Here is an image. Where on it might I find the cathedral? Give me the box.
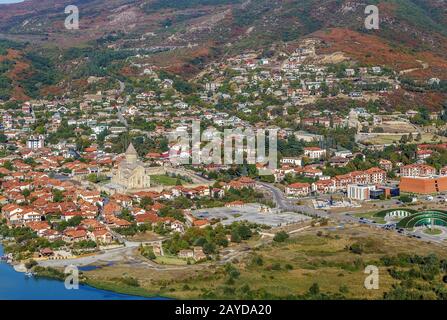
[111,143,151,191]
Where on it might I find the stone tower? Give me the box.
[125,143,138,163]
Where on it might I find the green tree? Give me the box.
[273,231,289,243]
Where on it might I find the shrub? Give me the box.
[273,231,289,243]
[25,259,38,270]
[251,255,264,266]
[349,243,364,255]
[119,277,139,287]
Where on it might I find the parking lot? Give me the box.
[191,204,311,227]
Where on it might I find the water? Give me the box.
[0,0,24,4]
[0,245,159,300]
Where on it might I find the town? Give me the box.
[1,36,447,300]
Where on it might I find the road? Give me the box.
[343,213,447,245]
[259,182,447,245]
[257,182,328,218]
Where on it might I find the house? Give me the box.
[27,135,45,149]
[211,188,225,199]
[371,66,382,74]
[80,219,105,231]
[280,157,302,167]
[107,217,132,228]
[193,247,206,261]
[63,229,88,242]
[135,213,161,226]
[193,219,210,228]
[89,230,113,244]
[302,166,323,178]
[39,248,54,258]
[226,177,256,190]
[364,167,387,184]
[171,220,185,233]
[26,221,51,236]
[285,182,310,197]
[78,190,102,205]
[400,164,436,177]
[379,159,393,172]
[334,149,353,158]
[303,147,326,159]
[22,208,44,224]
[332,167,386,191]
[329,156,350,168]
[0,195,8,205]
[312,179,336,194]
[178,249,194,259]
[416,149,433,160]
[2,204,24,225]
[42,229,62,241]
[345,69,355,77]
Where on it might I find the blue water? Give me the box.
[0,245,159,300]
[0,0,24,4]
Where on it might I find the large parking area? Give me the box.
[191,204,311,227]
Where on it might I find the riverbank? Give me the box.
[32,265,166,299]
[0,245,162,300]
[84,278,170,299]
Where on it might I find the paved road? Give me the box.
[343,212,447,245]
[257,182,328,218]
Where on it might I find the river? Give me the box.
[0,0,24,4]
[0,245,158,300]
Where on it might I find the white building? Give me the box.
[347,184,376,201]
[334,149,353,158]
[304,147,326,159]
[280,157,302,167]
[27,135,45,149]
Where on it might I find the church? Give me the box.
[111,143,151,191]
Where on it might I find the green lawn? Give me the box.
[423,228,442,235]
[353,212,386,224]
[151,175,184,186]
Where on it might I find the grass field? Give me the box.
[151,175,185,186]
[364,133,446,145]
[423,228,443,235]
[83,225,447,299]
[154,256,189,265]
[353,212,386,224]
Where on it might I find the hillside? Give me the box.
[0,39,60,101]
[0,0,445,103]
